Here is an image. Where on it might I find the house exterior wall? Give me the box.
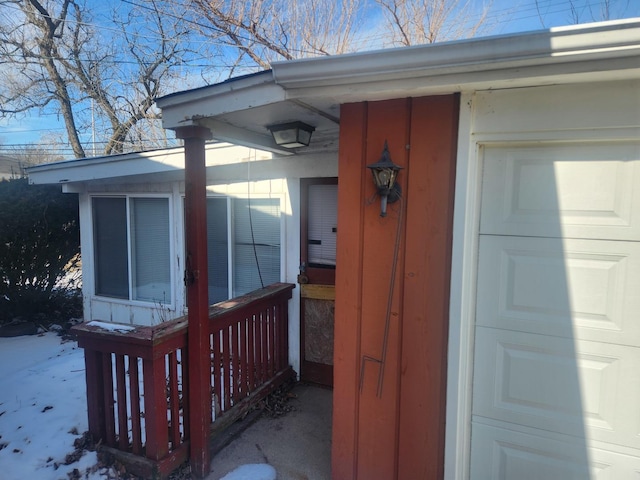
[332,95,459,479]
[76,154,337,377]
[332,80,640,480]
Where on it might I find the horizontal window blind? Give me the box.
[131,198,171,303]
[232,198,281,297]
[206,198,229,304]
[93,197,128,298]
[308,184,338,266]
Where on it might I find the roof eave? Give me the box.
[271,19,640,93]
[26,143,261,185]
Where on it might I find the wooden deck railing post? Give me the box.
[83,349,107,442]
[142,355,170,461]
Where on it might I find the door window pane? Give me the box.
[308,184,338,266]
[93,197,128,298]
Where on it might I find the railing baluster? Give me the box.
[274,303,281,372]
[211,331,221,419]
[282,300,289,370]
[247,313,256,392]
[261,308,269,384]
[268,305,276,378]
[222,326,231,410]
[115,354,129,450]
[239,317,248,399]
[168,351,181,448]
[277,301,285,370]
[129,357,142,455]
[181,349,191,436]
[102,352,116,446]
[230,323,237,403]
[255,310,263,387]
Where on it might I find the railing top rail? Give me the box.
[73,316,188,347]
[73,283,295,349]
[208,282,294,318]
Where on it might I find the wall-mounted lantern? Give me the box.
[367,141,402,217]
[267,121,315,148]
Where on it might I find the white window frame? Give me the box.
[90,194,175,307]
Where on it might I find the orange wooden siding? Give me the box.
[332,95,459,480]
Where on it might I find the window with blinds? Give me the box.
[233,198,281,297]
[92,196,171,304]
[206,197,281,303]
[93,197,128,298]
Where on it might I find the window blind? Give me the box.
[206,198,229,304]
[308,184,338,266]
[232,198,280,297]
[93,197,128,298]
[130,198,171,303]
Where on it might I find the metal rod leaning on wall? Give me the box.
[359,195,404,398]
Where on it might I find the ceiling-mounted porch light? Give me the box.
[367,141,402,217]
[267,121,315,148]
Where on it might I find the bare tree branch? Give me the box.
[0,0,551,156]
[184,0,362,73]
[375,0,492,47]
[0,0,194,157]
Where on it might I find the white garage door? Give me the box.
[470,143,640,479]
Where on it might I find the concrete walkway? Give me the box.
[206,384,332,480]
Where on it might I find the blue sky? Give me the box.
[1,0,638,156]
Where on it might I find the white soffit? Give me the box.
[157,71,286,132]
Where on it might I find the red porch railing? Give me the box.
[72,283,295,479]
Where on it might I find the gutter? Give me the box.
[271,19,640,90]
[156,70,276,110]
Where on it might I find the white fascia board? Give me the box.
[284,55,640,104]
[272,19,640,93]
[26,143,265,185]
[155,70,274,109]
[27,148,185,185]
[156,72,284,130]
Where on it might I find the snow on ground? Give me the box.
[0,332,279,480]
[219,464,276,480]
[0,332,103,480]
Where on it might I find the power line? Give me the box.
[1,0,635,153]
[2,0,633,66]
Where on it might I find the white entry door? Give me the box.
[470,143,640,479]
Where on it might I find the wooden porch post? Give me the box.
[175,125,212,478]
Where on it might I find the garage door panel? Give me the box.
[476,236,640,346]
[480,144,640,240]
[473,327,640,450]
[470,421,640,480]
